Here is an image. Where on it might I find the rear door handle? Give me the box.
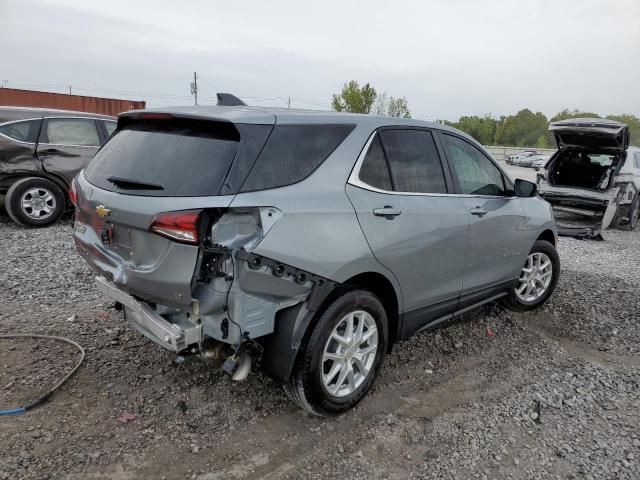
[469,206,488,216]
[373,206,402,218]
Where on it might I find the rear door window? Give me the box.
[104,121,117,137]
[84,119,241,197]
[358,135,393,191]
[378,129,447,193]
[240,124,354,192]
[43,118,100,146]
[0,119,41,143]
[441,134,507,196]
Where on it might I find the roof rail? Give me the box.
[216,93,247,107]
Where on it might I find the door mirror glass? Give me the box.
[514,178,537,197]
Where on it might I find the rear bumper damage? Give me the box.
[538,181,624,238]
[94,248,337,361]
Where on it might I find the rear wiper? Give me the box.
[106,176,164,190]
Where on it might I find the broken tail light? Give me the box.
[69,177,79,207]
[150,209,203,244]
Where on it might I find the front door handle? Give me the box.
[470,206,488,217]
[373,206,402,218]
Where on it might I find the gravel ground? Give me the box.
[0,212,639,480]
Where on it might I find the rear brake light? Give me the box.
[150,209,203,244]
[69,178,78,207]
[139,113,173,120]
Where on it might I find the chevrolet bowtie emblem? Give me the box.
[95,205,111,218]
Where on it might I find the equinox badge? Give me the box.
[95,205,111,218]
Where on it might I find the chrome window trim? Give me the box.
[347,130,516,200]
[0,117,42,145]
[0,116,107,147]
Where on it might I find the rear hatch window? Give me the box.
[84,117,354,196]
[85,118,244,197]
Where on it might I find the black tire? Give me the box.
[622,195,639,231]
[502,240,560,312]
[284,289,388,416]
[5,177,66,228]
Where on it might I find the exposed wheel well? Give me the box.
[343,272,400,349]
[537,229,556,246]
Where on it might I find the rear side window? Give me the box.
[84,119,240,197]
[43,118,100,146]
[441,134,507,196]
[358,135,392,191]
[0,119,40,143]
[378,129,447,193]
[240,124,354,192]
[104,121,117,137]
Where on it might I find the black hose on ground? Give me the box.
[0,334,85,415]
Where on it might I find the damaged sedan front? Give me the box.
[537,118,640,237]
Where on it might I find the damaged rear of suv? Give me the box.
[537,118,640,237]
[74,100,559,415]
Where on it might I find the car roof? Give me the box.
[0,106,115,123]
[122,104,477,142]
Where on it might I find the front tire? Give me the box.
[5,177,66,228]
[502,240,560,312]
[284,289,388,416]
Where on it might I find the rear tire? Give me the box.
[5,177,66,228]
[284,289,388,416]
[502,240,560,312]
[621,195,639,231]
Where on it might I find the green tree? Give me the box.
[332,81,411,117]
[386,96,411,118]
[606,114,640,147]
[494,109,550,147]
[445,115,498,145]
[331,81,377,114]
[550,109,601,122]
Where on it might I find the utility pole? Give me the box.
[1,80,7,88]
[190,72,199,106]
[69,85,72,95]
[286,97,291,109]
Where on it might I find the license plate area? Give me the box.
[109,223,132,248]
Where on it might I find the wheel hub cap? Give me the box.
[321,310,378,398]
[21,188,56,220]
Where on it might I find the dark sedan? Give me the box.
[0,107,116,227]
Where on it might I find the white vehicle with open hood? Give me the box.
[537,118,640,238]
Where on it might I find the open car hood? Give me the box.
[550,118,629,151]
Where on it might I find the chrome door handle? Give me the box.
[469,206,488,216]
[373,206,402,218]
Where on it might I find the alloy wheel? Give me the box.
[321,310,378,398]
[516,252,553,302]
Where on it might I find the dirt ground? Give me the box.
[1,206,639,479]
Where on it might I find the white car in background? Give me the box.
[537,118,640,237]
[505,150,539,165]
[532,155,551,169]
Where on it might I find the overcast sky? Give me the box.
[1,0,639,120]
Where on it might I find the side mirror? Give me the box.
[514,178,537,197]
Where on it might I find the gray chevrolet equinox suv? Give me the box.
[73,100,559,415]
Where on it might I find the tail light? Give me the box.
[150,209,203,244]
[69,177,79,207]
